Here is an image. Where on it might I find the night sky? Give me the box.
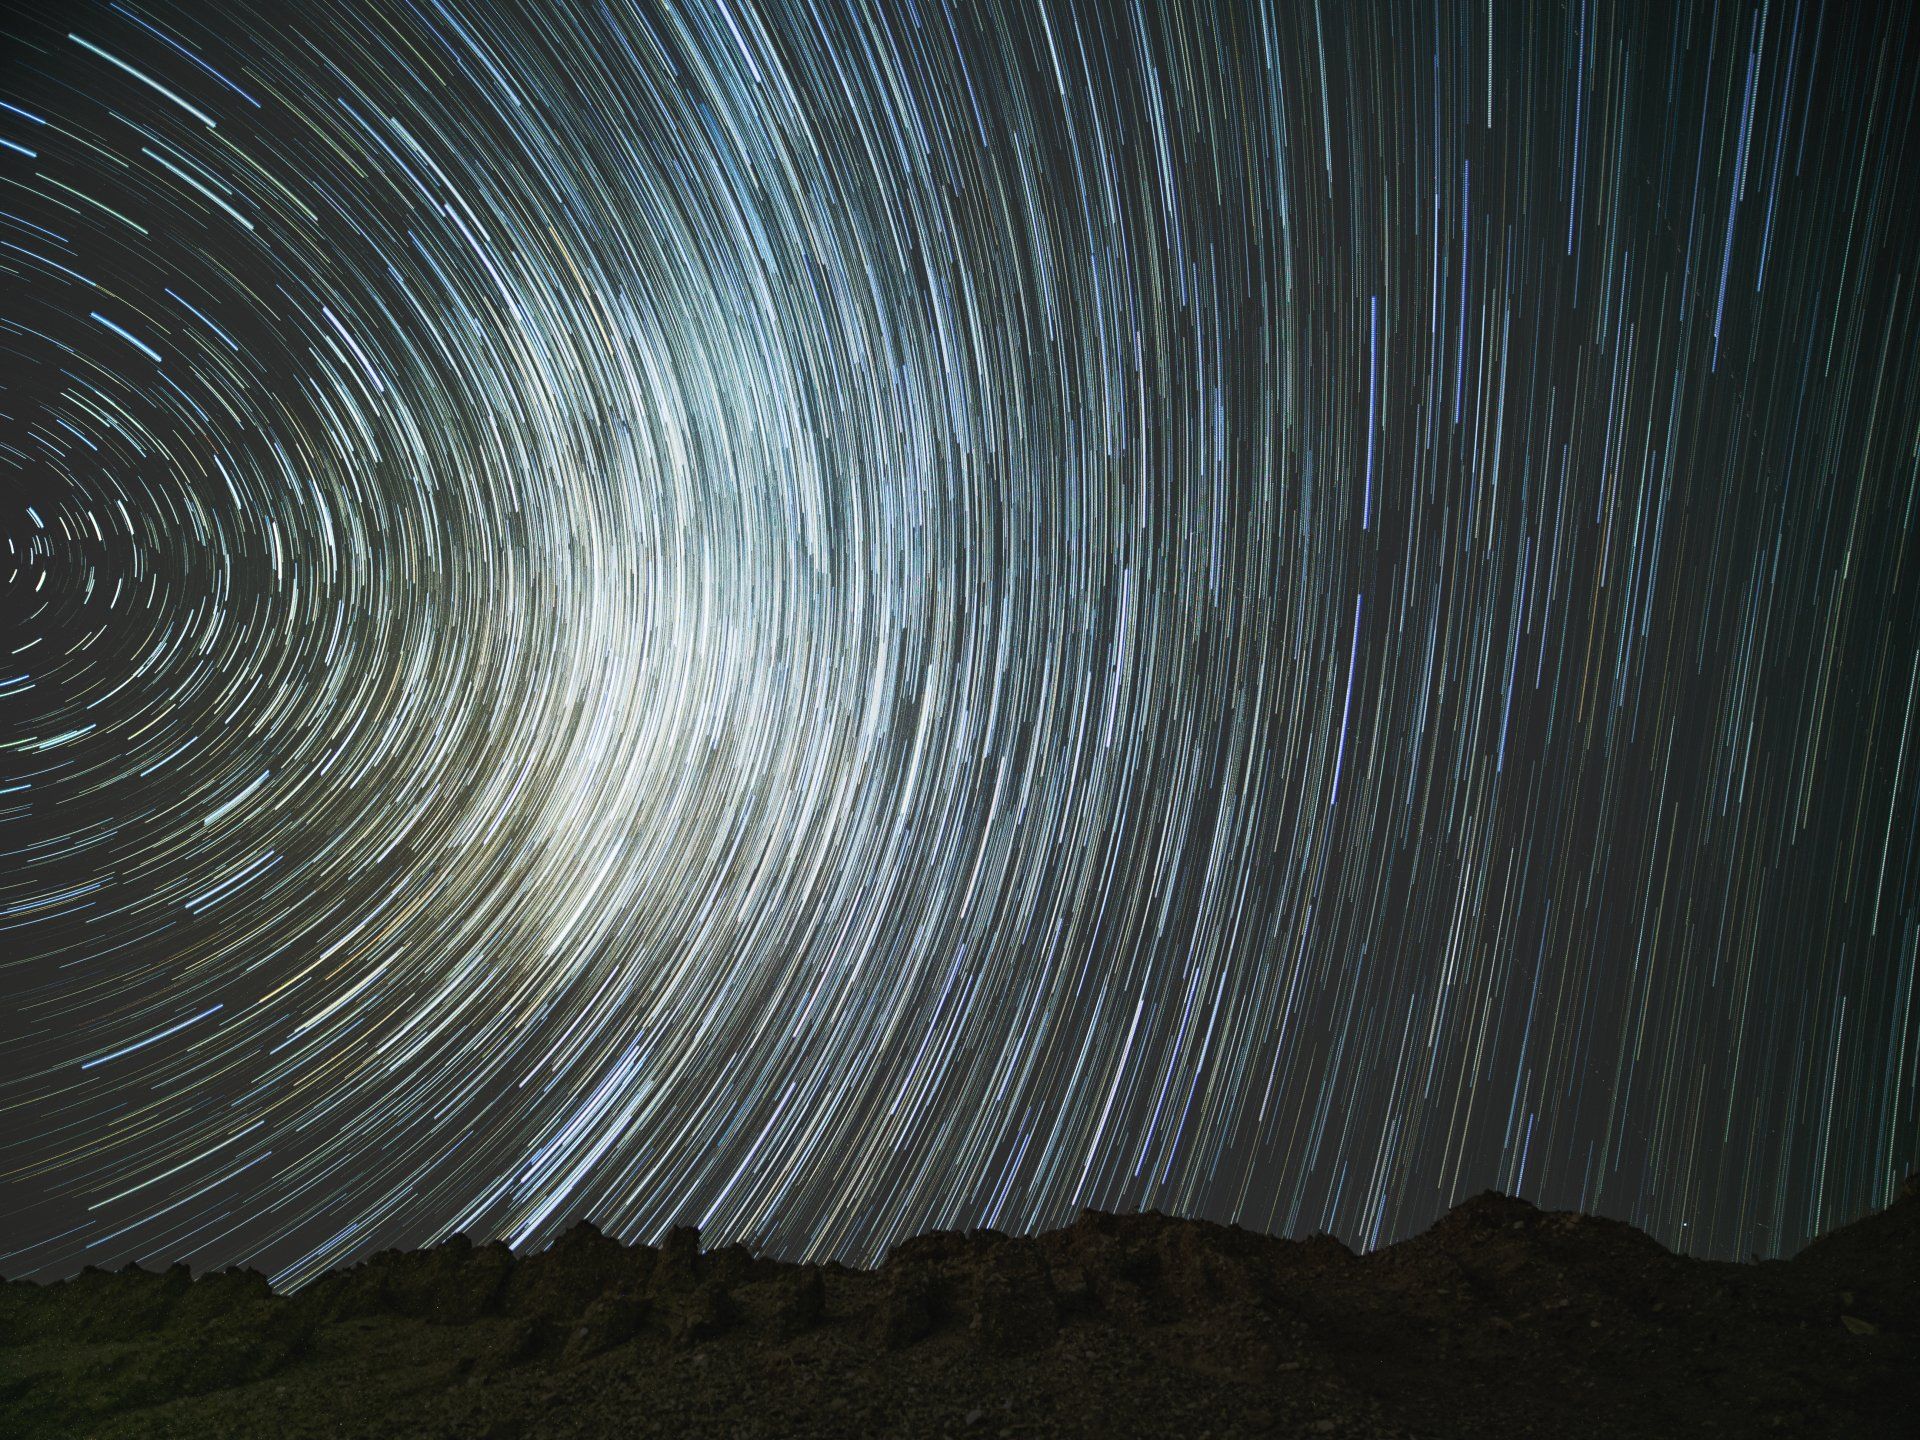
[2,0,1916,1291]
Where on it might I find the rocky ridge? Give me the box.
[1,1178,1914,1438]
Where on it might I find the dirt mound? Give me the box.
[1,1189,1913,1438]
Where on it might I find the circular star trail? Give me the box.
[2,0,1917,1287]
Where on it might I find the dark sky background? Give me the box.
[1,0,1916,1290]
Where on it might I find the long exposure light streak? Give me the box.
[1,0,1916,1289]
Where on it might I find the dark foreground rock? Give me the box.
[1,1180,1915,1438]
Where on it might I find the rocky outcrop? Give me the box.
[0,1183,1914,1438]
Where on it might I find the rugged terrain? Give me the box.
[2,1178,1914,1438]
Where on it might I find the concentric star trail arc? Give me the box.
[0,0,1916,1290]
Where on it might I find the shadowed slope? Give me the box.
[2,1183,1914,1438]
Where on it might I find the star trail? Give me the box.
[1,0,1916,1291]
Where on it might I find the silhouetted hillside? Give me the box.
[2,1179,1914,1438]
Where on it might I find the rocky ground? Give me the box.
[1,1177,1914,1438]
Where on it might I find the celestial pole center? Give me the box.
[1,0,1915,1290]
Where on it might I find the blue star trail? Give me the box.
[1,0,1916,1291]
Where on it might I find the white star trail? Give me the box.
[1,0,1916,1290]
